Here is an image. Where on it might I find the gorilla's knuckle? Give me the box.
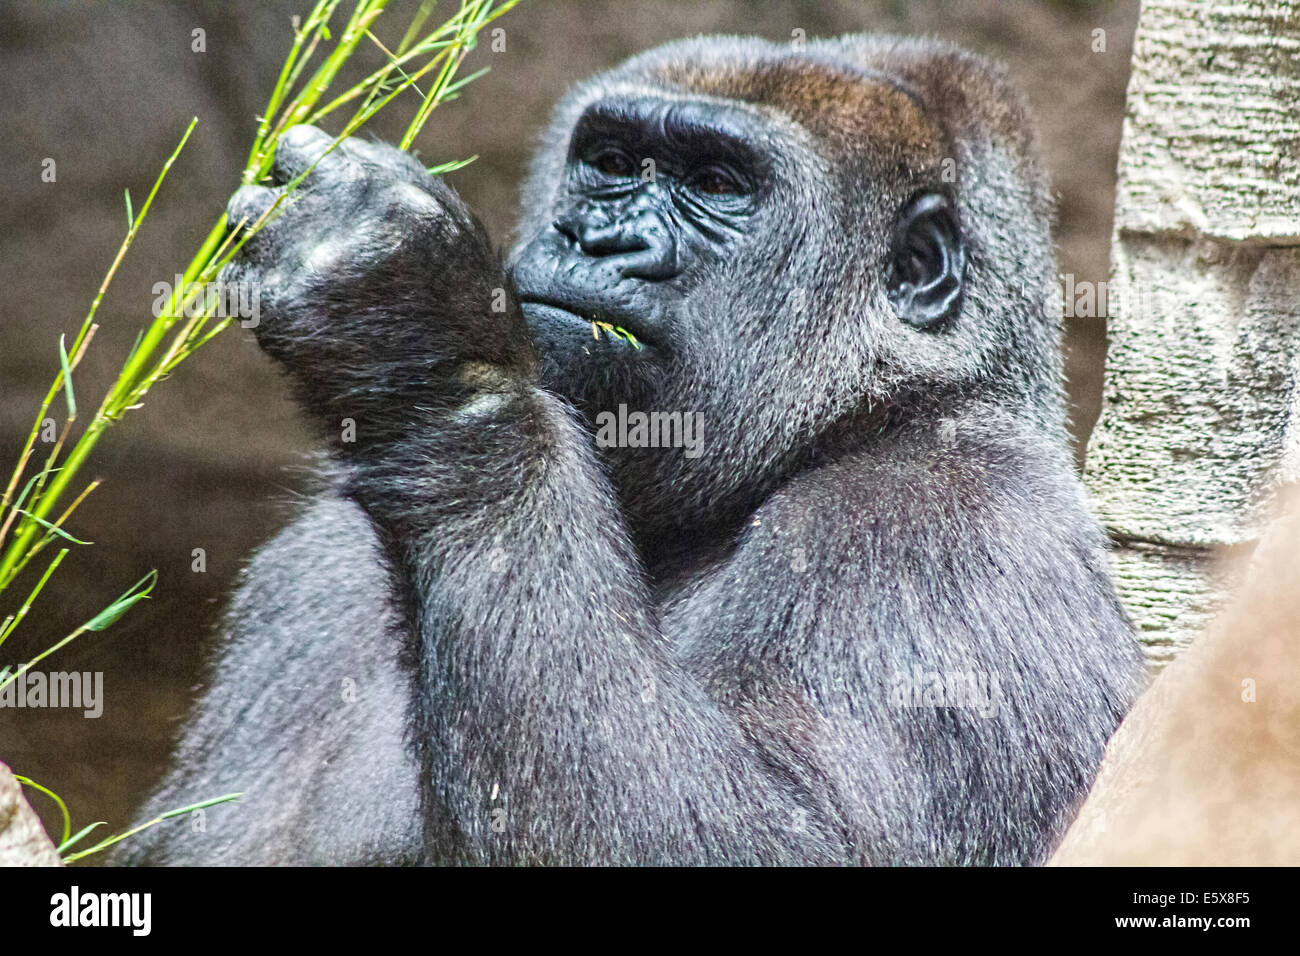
[297,234,366,278]
[280,124,331,159]
[380,180,445,222]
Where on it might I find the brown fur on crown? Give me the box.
[652,54,943,162]
[617,34,1046,209]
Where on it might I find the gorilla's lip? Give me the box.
[518,298,653,350]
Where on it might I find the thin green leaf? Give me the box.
[396,0,440,56]
[85,570,157,632]
[426,154,477,175]
[8,471,44,515]
[156,792,244,820]
[123,328,145,365]
[11,509,91,546]
[438,64,489,98]
[57,334,76,419]
[1,567,156,698]
[62,793,242,863]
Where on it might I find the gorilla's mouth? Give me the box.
[519,299,652,351]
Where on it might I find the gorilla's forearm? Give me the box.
[338,385,842,863]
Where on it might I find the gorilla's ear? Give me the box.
[885,192,967,330]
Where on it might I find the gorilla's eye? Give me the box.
[589,149,637,179]
[688,164,744,197]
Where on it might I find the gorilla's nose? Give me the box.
[553,207,681,282]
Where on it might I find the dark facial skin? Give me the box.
[116,36,1143,867]
[511,97,770,360]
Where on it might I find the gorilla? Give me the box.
[117,34,1144,866]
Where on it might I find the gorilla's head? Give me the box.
[508,35,1061,535]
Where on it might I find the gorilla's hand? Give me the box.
[224,125,531,435]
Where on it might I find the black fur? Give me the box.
[117,35,1144,866]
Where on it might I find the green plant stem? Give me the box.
[1,0,522,603]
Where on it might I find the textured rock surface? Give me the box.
[0,761,62,866]
[1111,0,1300,243]
[1086,0,1300,661]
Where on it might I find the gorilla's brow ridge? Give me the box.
[570,96,770,170]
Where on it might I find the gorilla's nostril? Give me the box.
[553,216,581,245]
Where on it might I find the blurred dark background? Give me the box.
[0,0,1138,856]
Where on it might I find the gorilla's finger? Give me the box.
[217,255,250,290]
[343,137,432,186]
[226,184,279,233]
[272,124,347,185]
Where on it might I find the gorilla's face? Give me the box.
[509,96,772,407]
[505,37,1050,532]
[507,87,831,531]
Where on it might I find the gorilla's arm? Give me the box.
[113,495,424,866]
[374,391,849,863]
[228,127,841,864]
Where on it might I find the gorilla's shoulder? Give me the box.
[227,492,393,631]
[761,408,1098,554]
